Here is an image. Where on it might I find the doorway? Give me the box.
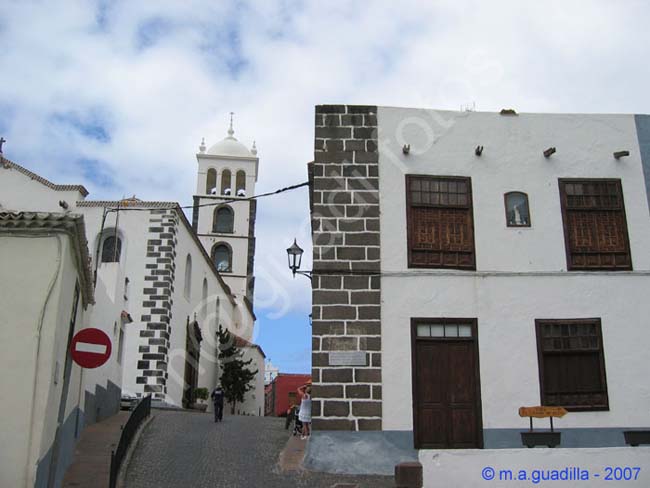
[411,318,483,449]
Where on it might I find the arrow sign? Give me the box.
[518,406,568,419]
[70,328,112,369]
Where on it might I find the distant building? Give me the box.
[265,373,311,417]
[307,105,650,476]
[230,334,266,416]
[264,360,280,385]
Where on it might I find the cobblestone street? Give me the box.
[124,410,394,488]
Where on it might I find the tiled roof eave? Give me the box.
[1,157,89,196]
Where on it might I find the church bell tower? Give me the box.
[192,115,258,303]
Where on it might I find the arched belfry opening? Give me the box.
[206,168,217,194]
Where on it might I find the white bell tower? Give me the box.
[192,114,258,303]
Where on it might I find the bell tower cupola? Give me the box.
[192,114,258,303]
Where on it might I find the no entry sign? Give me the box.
[70,328,112,368]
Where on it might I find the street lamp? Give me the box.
[286,238,312,280]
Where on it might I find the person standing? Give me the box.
[211,384,224,422]
[297,383,312,439]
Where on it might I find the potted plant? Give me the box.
[191,387,209,412]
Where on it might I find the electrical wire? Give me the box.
[91,181,310,290]
[95,181,310,213]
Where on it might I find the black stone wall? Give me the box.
[310,105,382,431]
[136,209,178,400]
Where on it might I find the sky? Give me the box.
[1,0,650,374]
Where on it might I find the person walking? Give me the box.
[297,383,312,440]
[211,384,224,422]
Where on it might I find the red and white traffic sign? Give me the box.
[70,328,112,369]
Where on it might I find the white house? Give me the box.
[306,105,650,479]
[0,159,126,421]
[0,211,95,488]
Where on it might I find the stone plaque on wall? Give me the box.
[329,351,367,366]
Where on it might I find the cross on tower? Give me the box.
[227,112,235,138]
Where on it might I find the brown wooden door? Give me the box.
[412,319,482,449]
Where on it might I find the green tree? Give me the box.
[217,325,258,414]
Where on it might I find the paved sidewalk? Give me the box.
[62,411,130,488]
[125,410,394,488]
[277,434,308,473]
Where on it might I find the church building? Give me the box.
[0,117,266,485]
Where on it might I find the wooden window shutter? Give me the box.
[407,176,476,270]
[559,179,632,270]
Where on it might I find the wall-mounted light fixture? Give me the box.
[543,147,556,158]
[614,150,630,160]
[286,238,312,280]
[475,145,484,156]
[402,144,410,155]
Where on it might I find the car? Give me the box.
[120,390,138,410]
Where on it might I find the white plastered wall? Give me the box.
[378,107,650,432]
[78,206,143,401]
[235,346,266,416]
[0,166,84,212]
[0,234,86,488]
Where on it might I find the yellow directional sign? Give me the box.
[518,406,568,418]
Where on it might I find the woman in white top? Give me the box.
[297,383,312,439]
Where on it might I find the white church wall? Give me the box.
[78,205,145,410]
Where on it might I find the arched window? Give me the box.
[213,205,234,233]
[206,168,217,194]
[221,169,232,195]
[236,170,246,196]
[504,192,531,227]
[212,243,232,272]
[101,235,122,263]
[184,254,192,299]
[201,278,208,318]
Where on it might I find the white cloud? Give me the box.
[1,0,649,328]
